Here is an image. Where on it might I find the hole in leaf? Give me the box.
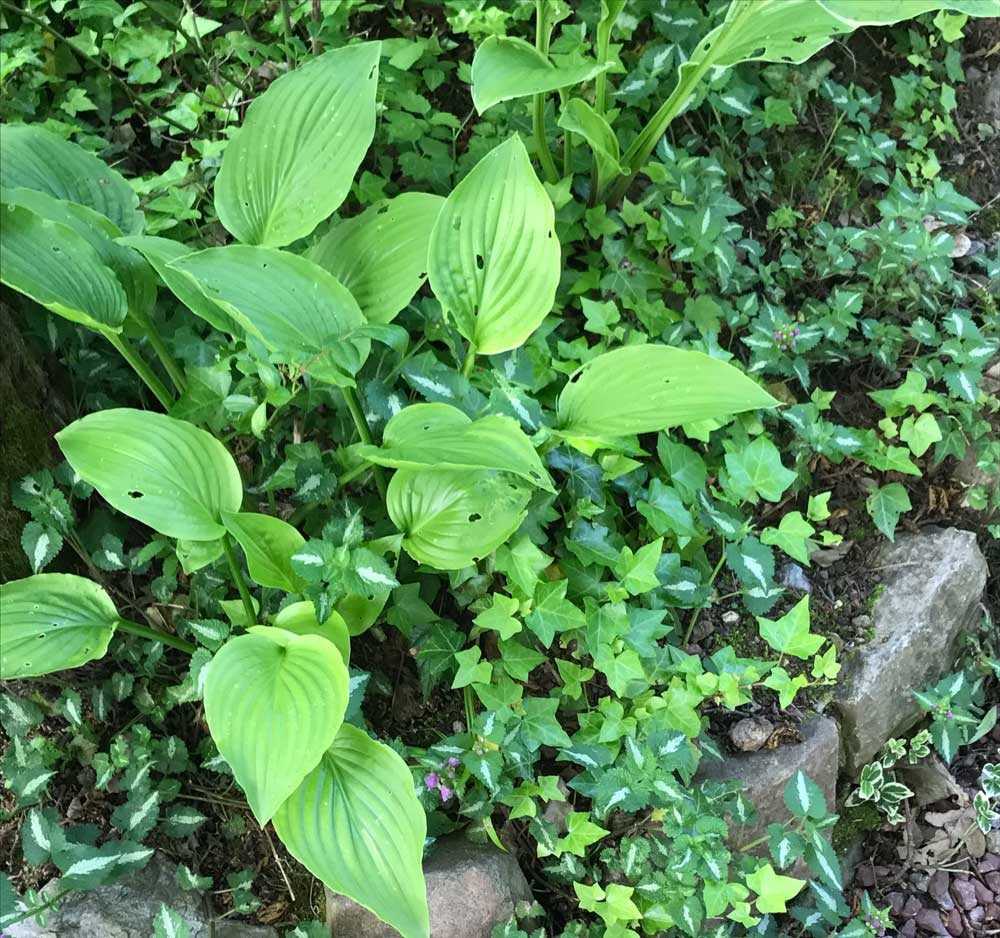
[475,254,484,270]
[376,204,390,216]
[127,491,144,499]
[468,512,482,522]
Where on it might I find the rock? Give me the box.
[5,854,276,938]
[721,610,740,626]
[833,528,987,774]
[929,870,954,909]
[325,835,532,938]
[945,908,963,936]
[697,716,839,857]
[729,717,774,752]
[950,877,978,911]
[915,907,948,935]
[975,881,994,906]
[897,757,962,807]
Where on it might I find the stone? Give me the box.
[915,907,948,935]
[833,528,987,773]
[5,854,278,938]
[697,715,839,855]
[325,835,532,938]
[729,717,774,752]
[897,757,961,807]
[951,878,978,911]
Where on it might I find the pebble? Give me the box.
[902,896,924,919]
[929,869,954,910]
[899,921,917,938]
[729,717,774,752]
[945,908,963,936]
[987,871,1000,893]
[721,610,740,626]
[974,881,994,906]
[915,908,947,934]
[950,877,977,910]
[982,853,1000,873]
[851,613,872,629]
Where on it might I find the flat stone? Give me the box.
[697,715,840,856]
[6,854,278,938]
[834,528,987,774]
[325,835,532,938]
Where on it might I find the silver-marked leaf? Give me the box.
[0,123,142,233]
[783,769,828,819]
[427,135,560,355]
[221,510,305,592]
[171,247,369,387]
[203,628,348,823]
[56,409,243,541]
[387,469,530,570]
[214,42,380,247]
[359,403,553,490]
[0,203,127,334]
[1,574,118,679]
[307,193,444,324]
[557,345,779,438]
[471,36,609,113]
[273,724,428,938]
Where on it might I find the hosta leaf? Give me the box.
[819,0,998,27]
[221,510,305,592]
[119,235,238,335]
[471,36,609,113]
[359,403,553,490]
[203,629,348,823]
[557,98,623,195]
[272,724,428,938]
[272,601,351,666]
[1,574,118,679]
[0,123,142,233]
[307,193,444,324]
[427,135,560,355]
[387,469,530,570]
[557,345,779,439]
[171,247,369,387]
[214,42,380,247]
[0,203,127,333]
[56,409,243,541]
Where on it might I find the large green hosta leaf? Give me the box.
[307,193,444,324]
[272,602,351,665]
[427,136,560,355]
[387,468,530,570]
[359,403,553,490]
[221,510,305,593]
[171,247,369,386]
[204,628,348,824]
[273,724,428,938]
[557,99,623,197]
[471,35,610,113]
[556,345,779,439]
[214,42,380,247]
[56,409,243,541]
[0,124,142,234]
[1,574,118,679]
[0,203,127,334]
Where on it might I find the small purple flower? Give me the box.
[424,772,440,790]
[448,756,460,767]
[439,785,453,802]
[946,711,954,719]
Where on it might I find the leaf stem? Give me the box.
[341,386,387,500]
[117,619,195,654]
[683,548,728,645]
[462,344,477,378]
[222,534,257,627]
[105,332,174,410]
[142,318,187,394]
[464,685,476,733]
[532,0,560,184]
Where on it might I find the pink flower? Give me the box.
[439,785,453,801]
[424,772,440,790]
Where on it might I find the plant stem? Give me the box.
[462,344,476,378]
[341,386,387,500]
[3,890,73,928]
[222,534,257,627]
[464,685,476,733]
[143,320,187,394]
[105,332,174,410]
[118,619,195,654]
[683,548,728,645]
[532,0,560,184]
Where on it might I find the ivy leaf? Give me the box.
[498,637,546,682]
[723,436,797,503]
[519,697,572,750]
[763,667,809,708]
[495,536,552,598]
[745,862,806,914]
[525,580,586,647]
[615,538,664,595]
[757,597,823,659]
[760,511,815,565]
[474,594,522,640]
[866,482,911,541]
[555,811,609,857]
[451,647,493,689]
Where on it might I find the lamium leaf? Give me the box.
[471,36,610,113]
[308,193,445,324]
[56,409,243,541]
[387,468,530,570]
[1,574,118,679]
[272,602,351,666]
[0,203,127,334]
[272,723,428,938]
[427,135,560,355]
[203,629,348,824]
[0,123,142,234]
[359,403,553,490]
[557,345,780,439]
[171,246,369,386]
[214,42,381,247]
[221,510,305,593]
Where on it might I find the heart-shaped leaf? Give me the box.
[308,193,444,324]
[221,510,305,593]
[0,203,127,334]
[56,409,243,541]
[214,42,380,247]
[273,723,428,938]
[272,602,351,665]
[203,629,348,823]
[557,345,780,439]
[171,246,369,387]
[1,574,118,679]
[427,135,560,355]
[360,403,553,490]
[387,468,530,570]
[0,123,142,234]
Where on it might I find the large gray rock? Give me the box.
[834,528,987,774]
[6,853,277,938]
[698,715,840,854]
[325,835,532,938]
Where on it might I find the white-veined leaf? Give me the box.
[783,769,828,819]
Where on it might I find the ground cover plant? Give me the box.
[0,2,998,937]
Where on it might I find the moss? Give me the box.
[832,800,883,853]
[867,582,886,613]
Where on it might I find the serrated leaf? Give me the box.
[783,769,828,819]
[152,904,191,938]
[20,521,62,573]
